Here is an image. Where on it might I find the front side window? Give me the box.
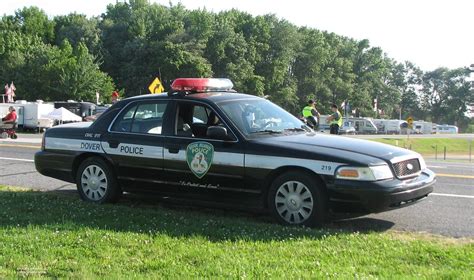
[111,101,167,134]
[175,102,228,139]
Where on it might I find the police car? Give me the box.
[35,78,435,226]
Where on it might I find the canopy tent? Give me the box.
[44,107,82,122]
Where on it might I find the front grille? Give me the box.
[392,158,421,178]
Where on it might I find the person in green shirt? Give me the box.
[327,104,342,135]
[301,99,320,130]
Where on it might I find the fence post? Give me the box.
[435,145,438,160]
[443,146,446,160]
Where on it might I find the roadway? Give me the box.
[0,135,473,238]
[349,133,474,139]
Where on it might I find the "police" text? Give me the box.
[120,145,144,155]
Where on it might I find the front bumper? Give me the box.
[328,168,436,213]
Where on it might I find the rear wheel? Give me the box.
[76,157,121,203]
[1,132,7,139]
[268,171,327,227]
[10,133,17,139]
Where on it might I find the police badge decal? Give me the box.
[186,142,214,179]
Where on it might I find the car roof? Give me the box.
[125,91,262,103]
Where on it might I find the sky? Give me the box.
[1,0,473,72]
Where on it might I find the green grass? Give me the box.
[0,186,472,279]
[367,138,473,155]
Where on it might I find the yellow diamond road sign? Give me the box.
[148,77,164,94]
[406,116,414,128]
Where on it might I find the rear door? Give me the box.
[101,100,170,189]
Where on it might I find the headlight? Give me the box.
[418,156,427,170]
[335,165,393,181]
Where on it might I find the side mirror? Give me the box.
[207,126,231,140]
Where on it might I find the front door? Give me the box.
[162,101,246,195]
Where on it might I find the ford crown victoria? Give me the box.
[35,78,435,226]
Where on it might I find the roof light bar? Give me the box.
[171,78,234,92]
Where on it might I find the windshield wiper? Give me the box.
[249,129,282,134]
[284,127,306,132]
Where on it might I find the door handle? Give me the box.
[108,140,120,148]
[165,144,180,154]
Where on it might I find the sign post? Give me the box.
[148,77,165,94]
[406,116,414,141]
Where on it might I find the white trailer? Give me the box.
[436,124,458,134]
[373,119,387,133]
[413,121,434,134]
[376,119,408,134]
[1,101,54,130]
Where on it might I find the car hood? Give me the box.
[251,132,414,161]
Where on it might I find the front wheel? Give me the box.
[76,157,121,203]
[268,171,327,227]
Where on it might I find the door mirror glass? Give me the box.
[207,126,230,140]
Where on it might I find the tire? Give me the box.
[268,171,327,227]
[10,133,17,139]
[76,157,121,203]
[1,132,8,139]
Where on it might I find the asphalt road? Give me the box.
[350,133,474,139]
[1,140,473,238]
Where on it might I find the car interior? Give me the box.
[175,103,224,138]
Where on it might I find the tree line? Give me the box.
[0,0,472,128]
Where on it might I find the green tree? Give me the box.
[54,13,102,55]
[14,7,55,43]
[422,68,473,126]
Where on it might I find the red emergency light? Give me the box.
[170,78,234,92]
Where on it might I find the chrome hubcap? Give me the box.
[275,180,313,224]
[81,165,107,201]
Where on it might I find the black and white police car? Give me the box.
[35,78,435,226]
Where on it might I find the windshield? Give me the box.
[217,98,309,136]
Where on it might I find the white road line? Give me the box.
[0,157,34,162]
[440,182,474,187]
[431,193,474,199]
[427,165,447,169]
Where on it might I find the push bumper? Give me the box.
[329,168,436,213]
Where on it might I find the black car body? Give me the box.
[35,79,435,226]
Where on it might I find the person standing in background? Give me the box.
[327,104,342,135]
[301,99,320,130]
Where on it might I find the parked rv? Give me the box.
[373,119,407,134]
[436,125,458,134]
[413,121,434,134]
[351,117,378,134]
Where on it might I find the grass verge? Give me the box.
[367,137,473,156]
[0,186,472,278]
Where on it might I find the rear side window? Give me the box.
[111,102,168,134]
